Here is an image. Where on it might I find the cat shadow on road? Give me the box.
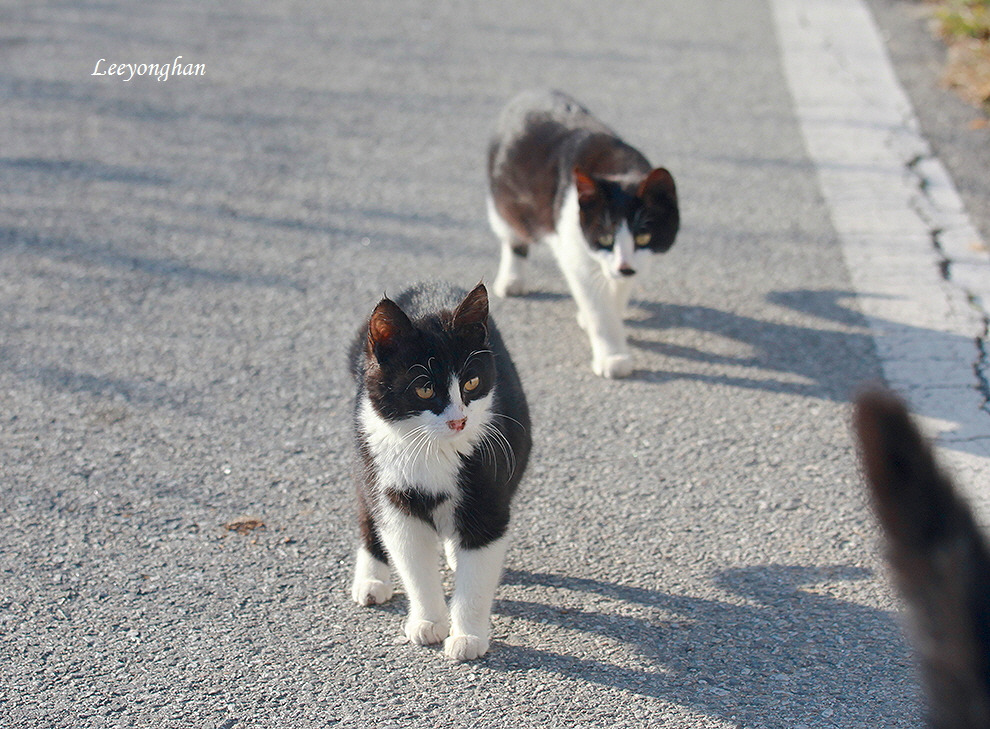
[625,289,879,400]
[489,565,919,727]
[625,288,987,460]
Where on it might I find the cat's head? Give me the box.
[362,283,495,442]
[573,166,679,279]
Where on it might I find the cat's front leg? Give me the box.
[554,247,633,378]
[613,273,637,319]
[574,291,633,379]
[488,197,528,297]
[444,536,510,661]
[577,278,635,331]
[378,509,449,645]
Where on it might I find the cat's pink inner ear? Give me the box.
[369,313,393,346]
[368,299,408,349]
[638,167,677,202]
[573,167,598,205]
[453,283,489,330]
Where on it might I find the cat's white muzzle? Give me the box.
[601,224,638,279]
[442,403,467,433]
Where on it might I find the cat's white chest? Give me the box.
[358,394,487,497]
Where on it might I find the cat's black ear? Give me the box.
[573,167,598,207]
[452,283,489,343]
[367,297,414,361]
[638,167,677,204]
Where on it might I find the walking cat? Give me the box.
[487,89,680,378]
[855,390,990,728]
[349,282,531,661]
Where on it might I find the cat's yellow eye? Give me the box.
[463,376,480,392]
[635,233,651,247]
[598,234,614,247]
[415,384,435,400]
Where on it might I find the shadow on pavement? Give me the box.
[491,566,919,727]
[626,291,877,401]
[626,288,990,461]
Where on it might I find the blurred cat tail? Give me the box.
[854,388,990,729]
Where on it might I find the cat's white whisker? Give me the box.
[407,363,431,377]
[492,412,528,432]
[404,433,428,465]
[479,436,499,471]
[464,349,494,370]
[480,422,517,480]
[406,427,438,468]
[404,373,432,391]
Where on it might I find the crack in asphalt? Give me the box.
[904,147,990,414]
[972,313,990,413]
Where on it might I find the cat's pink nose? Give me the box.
[447,417,467,432]
[619,265,636,277]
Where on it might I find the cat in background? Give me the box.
[349,282,531,661]
[854,390,990,728]
[487,89,680,378]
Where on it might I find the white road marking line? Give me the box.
[770,0,990,517]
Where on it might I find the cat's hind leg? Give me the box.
[488,196,528,298]
[351,545,393,606]
[445,535,510,661]
[443,537,458,573]
[351,495,393,606]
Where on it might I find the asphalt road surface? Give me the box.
[2,1,987,727]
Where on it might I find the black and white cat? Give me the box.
[349,282,531,661]
[487,89,680,378]
[855,390,990,728]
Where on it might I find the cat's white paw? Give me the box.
[351,578,393,606]
[593,353,634,379]
[404,617,450,646]
[444,634,490,661]
[493,275,526,298]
